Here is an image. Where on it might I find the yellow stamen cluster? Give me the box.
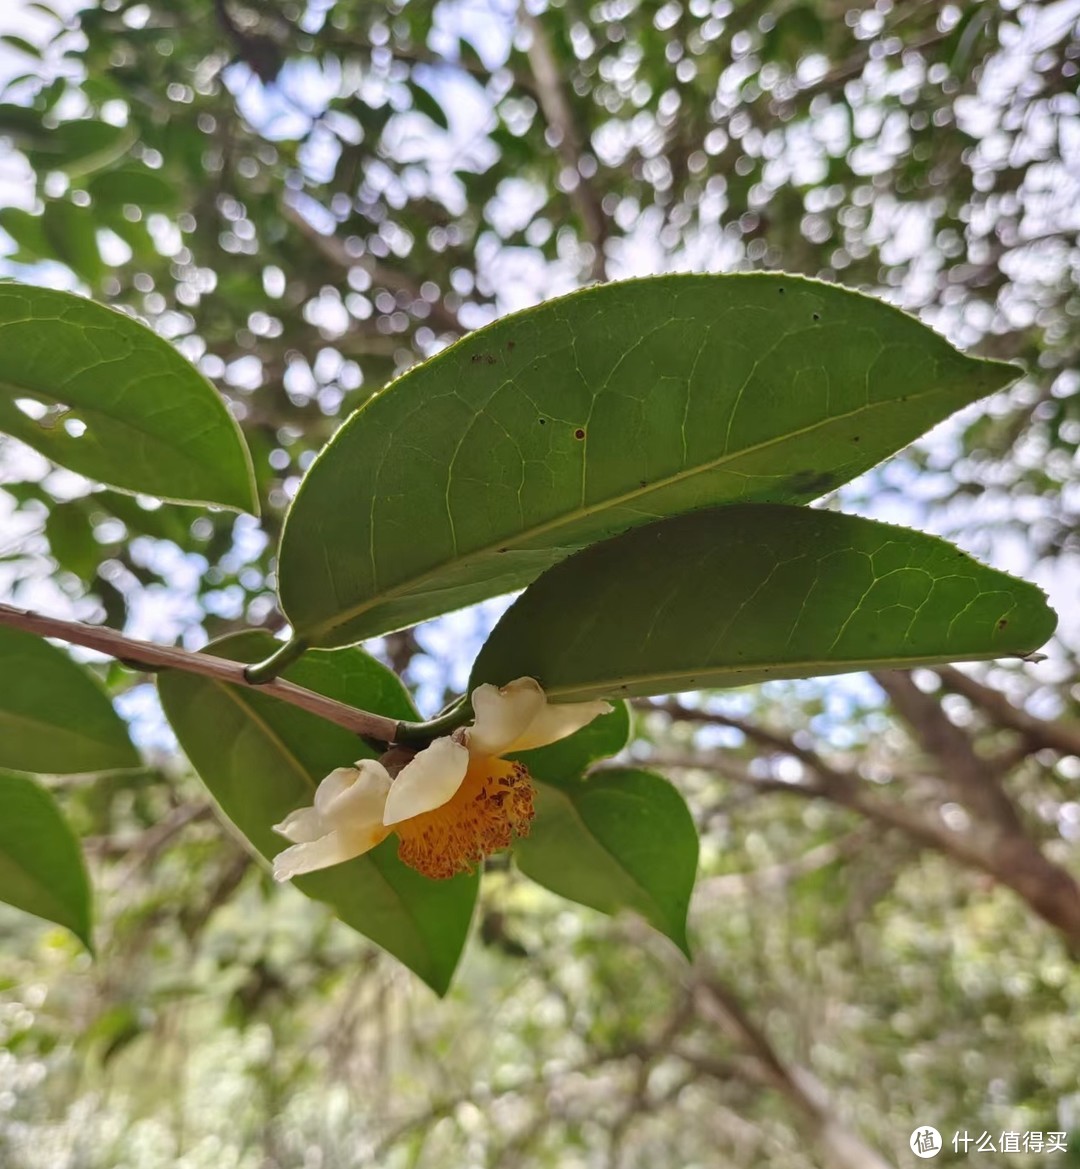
[395,756,535,880]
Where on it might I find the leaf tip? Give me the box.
[977,355,1025,394]
[423,970,455,998]
[667,925,693,961]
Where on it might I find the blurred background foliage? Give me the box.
[1,0,1080,1165]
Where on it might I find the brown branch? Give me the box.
[696,829,874,899]
[85,802,213,860]
[933,665,1080,759]
[874,670,1080,948]
[634,751,991,869]
[279,200,463,335]
[637,699,853,788]
[647,696,1080,950]
[212,0,284,83]
[872,670,1024,830]
[692,976,897,1169]
[519,9,608,282]
[0,602,399,743]
[688,751,1080,949]
[782,25,953,109]
[317,31,537,97]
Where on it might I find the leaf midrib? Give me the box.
[302,380,974,641]
[0,706,132,758]
[540,649,1025,703]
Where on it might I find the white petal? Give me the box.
[318,760,392,828]
[313,766,362,816]
[382,736,469,825]
[509,697,615,752]
[272,806,325,844]
[272,829,376,881]
[467,678,546,756]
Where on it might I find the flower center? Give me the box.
[393,755,535,880]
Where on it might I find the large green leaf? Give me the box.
[87,167,180,209]
[42,200,105,286]
[277,274,1017,646]
[514,767,697,955]
[0,626,139,773]
[157,632,478,994]
[30,118,137,176]
[0,207,52,262]
[0,771,92,948]
[45,498,107,579]
[0,283,257,511]
[470,505,1057,701]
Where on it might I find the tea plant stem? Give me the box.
[0,602,401,743]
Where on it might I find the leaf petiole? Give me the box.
[243,635,310,684]
[394,696,472,746]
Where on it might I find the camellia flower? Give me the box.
[272,677,612,881]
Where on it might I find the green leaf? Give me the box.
[0,283,257,511]
[0,626,139,773]
[45,498,106,579]
[0,35,43,60]
[764,6,826,66]
[0,102,47,140]
[0,771,92,948]
[407,81,450,130]
[515,767,697,955]
[92,490,201,543]
[42,200,105,285]
[32,118,136,177]
[26,3,63,24]
[87,167,179,209]
[0,207,52,261]
[457,35,487,75]
[277,274,1018,646]
[156,632,477,994]
[470,504,1058,701]
[513,700,630,779]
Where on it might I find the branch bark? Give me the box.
[279,200,463,335]
[519,9,608,282]
[650,693,1080,951]
[933,665,1080,759]
[0,602,400,743]
[873,670,1080,948]
[692,976,897,1169]
[872,670,1024,830]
